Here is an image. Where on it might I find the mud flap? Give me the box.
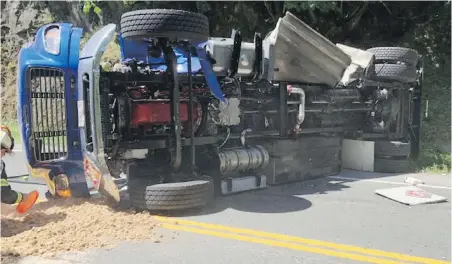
[98,174,121,203]
[83,154,120,202]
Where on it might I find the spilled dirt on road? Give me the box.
[1,198,160,263]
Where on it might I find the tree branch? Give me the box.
[308,5,317,24]
[347,1,369,31]
[273,1,283,18]
[264,0,276,22]
[379,1,392,15]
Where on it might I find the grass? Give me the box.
[416,148,451,174]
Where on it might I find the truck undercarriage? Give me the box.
[19,9,423,211]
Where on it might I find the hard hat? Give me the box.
[0,125,14,151]
[0,125,12,137]
[1,130,13,150]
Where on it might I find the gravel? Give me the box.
[1,198,160,263]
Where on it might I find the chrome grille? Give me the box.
[29,68,68,161]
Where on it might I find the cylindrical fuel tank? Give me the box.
[218,145,270,174]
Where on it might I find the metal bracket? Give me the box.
[279,82,289,137]
[228,30,242,78]
[252,32,263,81]
[240,128,252,147]
[160,38,182,171]
[183,42,196,173]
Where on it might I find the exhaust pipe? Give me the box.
[287,85,305,133]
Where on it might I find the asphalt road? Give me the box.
[2,148,451,264]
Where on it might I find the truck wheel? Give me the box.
[374,158,411,173]
[120,9,209,41]
[128,177,214,211]
[370,64,417,83]
[374,141,411,157]
[367,47,419,66]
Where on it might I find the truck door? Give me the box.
[17,23,90,197]
[78,24,120,202]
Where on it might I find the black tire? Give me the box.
[374,158,411,173]
[374,141,411,157]
[370,64,417,83]
[120,9,209,41]
[367,47,419,66]
[128,177,214,211]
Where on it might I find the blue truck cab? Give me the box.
[17,23,91,199]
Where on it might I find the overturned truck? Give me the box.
[17,10,423,210]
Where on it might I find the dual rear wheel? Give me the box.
[366,47,420,173]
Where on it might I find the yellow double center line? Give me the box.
[156,217,449,264]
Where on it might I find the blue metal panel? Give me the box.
[119,36,225,102]
[119,35,203,73]
[17,23,89,196]
[118,35,148,63]
[66,27,83,162]
[18,23,73,165]
[195,42,226,102]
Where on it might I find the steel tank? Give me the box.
[218,145,270,174]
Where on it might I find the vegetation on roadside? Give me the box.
[1,1,450,172]
[417,150,451,174]
[79,28,122,71]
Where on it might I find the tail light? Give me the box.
[54,173,72,198]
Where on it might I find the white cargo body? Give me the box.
[263,12,352,87]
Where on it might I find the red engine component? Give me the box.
[130,100,200,128]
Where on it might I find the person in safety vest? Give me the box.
[1,125,39,214]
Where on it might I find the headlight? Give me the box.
[44,26,61,55]
[54,173,72,198]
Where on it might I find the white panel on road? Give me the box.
[375,186,448,205]
[341,139,374,172]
